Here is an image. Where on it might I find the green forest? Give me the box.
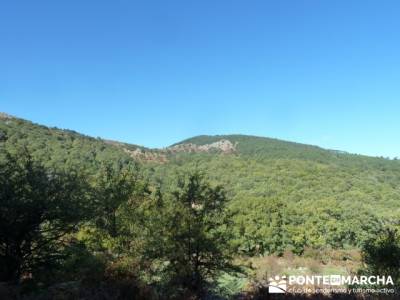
[1,113,400,299]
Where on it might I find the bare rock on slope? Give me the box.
[167,139,237,154]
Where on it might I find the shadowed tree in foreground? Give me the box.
[146,172,235,297]
[361,228,400,285]
[0,149,91,283]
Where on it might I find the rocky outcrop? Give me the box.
[0,112,14,120]
[123,148,168,163]
[108,139,237,163]
[167,139,237,154]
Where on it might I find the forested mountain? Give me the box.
[1,112,400,298]
[0,112,135,173]
[150,137,400,254]
[1,112,400,253]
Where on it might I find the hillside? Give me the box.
[148,139,400,254]
[0,113,137,172]
[1,113,400,255]
[2,112,397,168]
[172,134,399,168]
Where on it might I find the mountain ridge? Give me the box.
[2,111,400,253]
[1,112,396,161]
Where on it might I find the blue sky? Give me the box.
[1,1,399,157]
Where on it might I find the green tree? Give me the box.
[92,162,139,238]
[0,149,91,282]
[361,228,400,285]
[156,172,234,296]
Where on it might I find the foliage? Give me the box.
[148,153,394,254]
[2,114,400,298]
[0,148,92,282]
[143,172,235,297]
[361,228,400,285]
[0,115,135,173]
[92,161,140,238]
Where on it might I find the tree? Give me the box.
[155,172,234,296]
[231,197,289,256]
[361,228,400,285]
[0,148,91,282]
[92,162,139,238]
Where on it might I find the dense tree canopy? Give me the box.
[153,173,234,296]
[1,114,400,298]
[0,148,91,282]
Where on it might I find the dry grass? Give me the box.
[238,248,362,294]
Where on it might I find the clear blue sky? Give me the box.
[1,1,399,157]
